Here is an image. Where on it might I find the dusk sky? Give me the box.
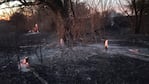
[0,0,128,19]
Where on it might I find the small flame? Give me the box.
[28,24,39,33]
[60,38,64,47]
[33,24,39,32]
[104,40,108,49]
[18,57,30,72]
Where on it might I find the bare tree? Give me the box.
[118,0,148,34]
[0,0,116,45]
[85,0,115,37]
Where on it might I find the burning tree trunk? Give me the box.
[60,0,75,47]
[37,0,75,47]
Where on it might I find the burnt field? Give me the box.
[1,48,149,84]
[32,53,149,84]
[0,33,149,84]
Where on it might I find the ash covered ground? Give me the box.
[0,33,149,84]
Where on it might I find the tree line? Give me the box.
[0,0,149,46]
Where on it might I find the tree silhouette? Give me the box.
[119,0,149,34]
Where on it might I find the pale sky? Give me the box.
[0,1,22,18]
[0,0,35,17]
[80,0,128,12]
[0,0,128,19]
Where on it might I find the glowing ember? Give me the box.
[129,49,139,54]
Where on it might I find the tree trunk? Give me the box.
[61,0,74,47]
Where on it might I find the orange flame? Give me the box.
[104,40,108,49]
[60,38,64,47]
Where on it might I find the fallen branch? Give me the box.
[31,68,48,84]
